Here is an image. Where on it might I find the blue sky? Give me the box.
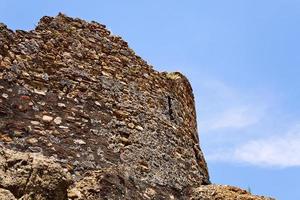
[1,1,299,199]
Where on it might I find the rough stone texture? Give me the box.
[67,167,184,200]
[0,147,72,200]
[0,13,273,199]
[0,188,17,200]
[187,185,274,200]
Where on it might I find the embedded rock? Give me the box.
[0,188,17,200]
[0,14,273,199]
[0,147,72,199]
[187,185,274,200]
[67,167,184,200]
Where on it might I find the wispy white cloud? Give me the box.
[197,79,268,132]
[201,106,263,131]
[195,77,300,168]
[234,125,300,167]
[207,124,300,167]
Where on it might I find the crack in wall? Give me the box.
[167,96,174,121]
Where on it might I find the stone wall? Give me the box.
[0,13,273,199]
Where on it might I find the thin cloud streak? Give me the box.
[207,124,300,168]
[197,79,268,133]
[200,106,264,131]
[234,125,300,167]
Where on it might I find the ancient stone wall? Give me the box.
[0,13,209,190]
[0,14,273,199]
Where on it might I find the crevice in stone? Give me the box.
[22,157,34,198]
[167,96,174,120]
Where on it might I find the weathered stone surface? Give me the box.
[187,185,274,200]
[0,188,17,200]
[0,147,72,199]
[67,167,184,200]
[0,13,273,199]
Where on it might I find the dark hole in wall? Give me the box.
[0,111,8,118]
[167,96,174,120]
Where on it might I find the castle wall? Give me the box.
[0,14,209,189]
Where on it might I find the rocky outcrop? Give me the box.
[188,185,274,200]
[0,188,17,200]
[0,13,273,199]
[0,147,72,199]
[0,147,273,200]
